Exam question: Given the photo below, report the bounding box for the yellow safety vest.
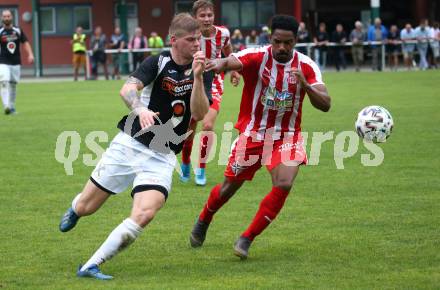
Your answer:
[72,34,86,53]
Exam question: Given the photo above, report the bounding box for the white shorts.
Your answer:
[0,64,21,83]
[90,132,177,198]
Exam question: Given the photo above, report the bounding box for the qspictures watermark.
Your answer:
[54,122,385,176]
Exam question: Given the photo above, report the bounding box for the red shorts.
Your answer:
[224,133,308,181]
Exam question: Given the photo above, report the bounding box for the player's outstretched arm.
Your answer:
[221,44,242,87]
[205,55,242,74]
[190,51,210,121]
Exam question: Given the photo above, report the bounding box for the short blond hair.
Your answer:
[169,13,200,37]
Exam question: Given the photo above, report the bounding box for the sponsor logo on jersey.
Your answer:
[184,68,192,76]
[7,42,16,54]
[161,77,193,97]
[261,86,293,109]
[1,32,18,43]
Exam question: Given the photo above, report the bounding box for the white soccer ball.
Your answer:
[355,105,394,143]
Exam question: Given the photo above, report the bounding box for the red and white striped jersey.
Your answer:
[232,46,324,141]
[200,25,230,60]
[201,25,231,99]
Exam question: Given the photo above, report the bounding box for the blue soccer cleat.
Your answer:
[180,163,191,183]
[195,168,206,186]
[59,207,80,232]
[77,264,113,280]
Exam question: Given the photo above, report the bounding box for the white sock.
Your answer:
[9,82,16,109]
[1,81,10,109]
[81,218,142,271]
[71,193,81,215]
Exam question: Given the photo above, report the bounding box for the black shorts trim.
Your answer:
[131,184,168,200]
[89,177,117,195]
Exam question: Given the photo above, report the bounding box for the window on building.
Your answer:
[0,7,19,26]
[222,2,239,27]
[40,5,92,35]
[74,6,91,31]
[41,7,55,33]
[114,2,138,18]
[221,0,275,29]
[174,0,194,14]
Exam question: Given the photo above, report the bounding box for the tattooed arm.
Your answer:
[119,76,159,128]
[119,76,145,111]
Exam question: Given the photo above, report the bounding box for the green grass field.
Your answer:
[0,71,439,289]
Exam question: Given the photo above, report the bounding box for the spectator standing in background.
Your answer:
[258,26,270,45]
[400,23,416,70]
[331,24,347,71]
[129,27,148,71]
[90,26,109,80]
[314,22,329,71]
[414,19,430,70]
[387,25,400,71]
[297,22,310,55]
[350,21,365,72]
[109,27,126,80]
[71,26,87,81]
[148,32,164,56]
[367,17,388,71]
[428,22,439,68]
[245,30,259,47]
[230,29,245,52]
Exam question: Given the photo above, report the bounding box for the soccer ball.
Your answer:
[355,105,394,143]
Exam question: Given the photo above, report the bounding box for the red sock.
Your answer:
[199,184,231,223]
[181,138,193,165]
[182,119,197,164]
[199,132,214,169]
[242,187,290,241]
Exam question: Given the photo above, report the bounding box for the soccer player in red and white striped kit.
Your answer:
[190,14,332,259]
[180,0,241,185]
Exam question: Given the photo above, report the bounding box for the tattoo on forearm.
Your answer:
[122,89,142,110]
[125,76,142,85]
[122,77,144,110]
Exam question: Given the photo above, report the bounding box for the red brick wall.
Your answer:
[138,0,173,38]
[38,0,113,66]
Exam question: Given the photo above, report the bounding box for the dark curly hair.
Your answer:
[271,15,299,37]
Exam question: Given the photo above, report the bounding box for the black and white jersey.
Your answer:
[117,51,213,154]
[0,26,28,65]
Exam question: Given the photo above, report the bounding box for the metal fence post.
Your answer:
[381,42,386,71]
[32,0,42,77]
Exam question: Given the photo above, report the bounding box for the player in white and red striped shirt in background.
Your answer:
[180,0,241,186]
[190,15,332,259]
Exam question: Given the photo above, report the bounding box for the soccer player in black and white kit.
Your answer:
[58,13,211,280]
[0,9,34,115]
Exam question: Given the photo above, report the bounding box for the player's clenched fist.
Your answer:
[192,51,206,77]
[137,108,160,129]
[290,68,308,87]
